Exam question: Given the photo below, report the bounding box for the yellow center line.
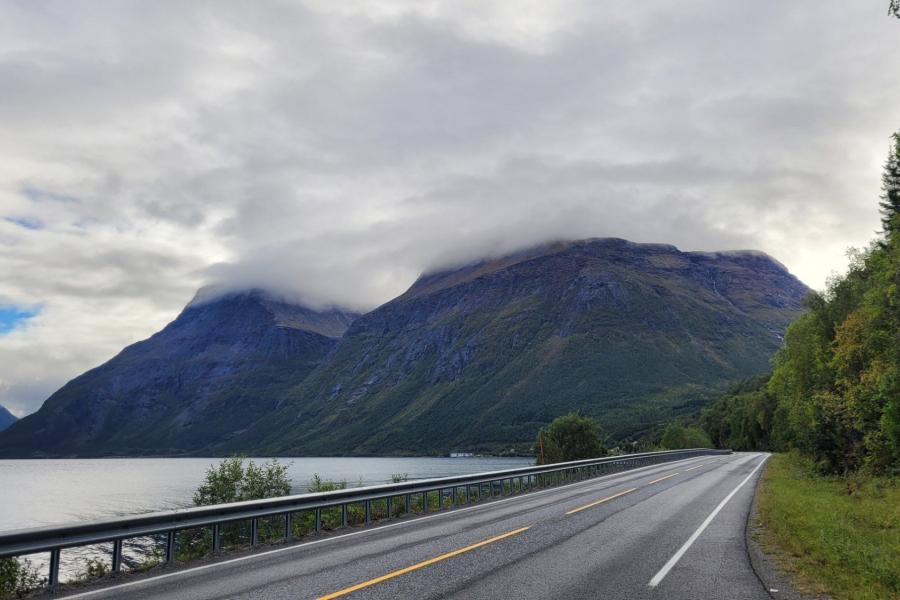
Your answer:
[316,526,531,600]
[684,463,706,472]
[565,487,638,516]
[648,472,679,484]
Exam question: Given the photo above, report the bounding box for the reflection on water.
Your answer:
[1,456,531,581]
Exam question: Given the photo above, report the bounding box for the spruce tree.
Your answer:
[891,0,900,19]
[880,132,900,233]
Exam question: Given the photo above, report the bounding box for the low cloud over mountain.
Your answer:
[1,1,899,416]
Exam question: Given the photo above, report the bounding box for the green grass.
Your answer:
[756,453,900,600]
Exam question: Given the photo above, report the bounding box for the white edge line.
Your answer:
[647,453,770,588]
[57,455,715,599]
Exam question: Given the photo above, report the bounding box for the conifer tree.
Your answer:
[880,133,900,233]
[891,0,900,19]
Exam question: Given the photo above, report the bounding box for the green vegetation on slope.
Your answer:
[703,133,900,475]
[696,126,900,600]
[756,453,900,600]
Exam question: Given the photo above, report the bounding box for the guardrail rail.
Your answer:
[0,448,731,589]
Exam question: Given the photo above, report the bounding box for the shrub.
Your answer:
[660,423,713,450]
[0,557,45,599]
[534,413,606,464]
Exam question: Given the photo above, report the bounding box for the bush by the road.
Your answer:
[0,557,44,599]
[659,423,712,450]
[534,413,606,464]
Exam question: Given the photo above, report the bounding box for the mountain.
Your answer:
[0,290,357,457]
[0,405,16,432]
[223,238,809,456]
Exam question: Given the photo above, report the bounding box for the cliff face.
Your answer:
[0,290,357,457]
[228,238,808,456]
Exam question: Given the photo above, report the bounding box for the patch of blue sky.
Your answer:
[0,305,40,335]
[22,186,79,204]
[4,216,43,230]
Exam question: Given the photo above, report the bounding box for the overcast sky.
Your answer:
[1,1,899,417]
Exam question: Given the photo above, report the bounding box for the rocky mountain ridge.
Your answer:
[0,238,809,457]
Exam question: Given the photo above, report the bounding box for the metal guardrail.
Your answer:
[0,448,729,588]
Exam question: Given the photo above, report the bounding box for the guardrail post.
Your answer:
[48,548,60,589]
[341,504,348,527]
[405,494,411,514]
[212,523,221,552]
[284,513,293,540]
[250,518,258,546]
[112,538,123,573]
[315,509,322,532]
[365,500,371,524]
[165,530,176,563]
[422,491,428,513]
[387,497,392,519]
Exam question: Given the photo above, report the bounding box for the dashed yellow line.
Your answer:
[565,488,638,515]
[316,526,531,599]
[320,460,715,597]
[648,472,679,484]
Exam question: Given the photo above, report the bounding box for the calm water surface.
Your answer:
[0,456,532,533]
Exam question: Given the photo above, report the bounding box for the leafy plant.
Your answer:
[307,473,347,493]
[193,456,291,505]
[0,557,45,599]
[659,423,712,450]
[179,456,294,557]
[533,413,606,464]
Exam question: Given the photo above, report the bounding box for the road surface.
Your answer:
[57,452,772,600]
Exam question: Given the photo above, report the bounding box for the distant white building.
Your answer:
[449,452,474,458]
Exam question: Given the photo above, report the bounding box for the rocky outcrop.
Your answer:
[0,290,357,457]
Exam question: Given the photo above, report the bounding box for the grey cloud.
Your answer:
[1,0,899,415]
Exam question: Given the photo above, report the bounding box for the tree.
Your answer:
[880,133,900,233]
[660,423,712,450]
[890,0,899,19]
[534,413,605,464]
[193,456,291,506]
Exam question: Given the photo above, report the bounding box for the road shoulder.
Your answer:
[745,461,831,600]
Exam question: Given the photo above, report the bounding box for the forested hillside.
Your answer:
[703,133,900,474]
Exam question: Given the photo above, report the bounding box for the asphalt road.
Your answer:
[58,452,772,600]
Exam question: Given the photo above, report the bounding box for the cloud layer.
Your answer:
[1,0,899,416]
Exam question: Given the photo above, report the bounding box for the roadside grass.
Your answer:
[756,453,899,600]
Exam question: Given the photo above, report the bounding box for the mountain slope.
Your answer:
[231,238,808,456]
[0,290,357,457]
[0,404,16,432]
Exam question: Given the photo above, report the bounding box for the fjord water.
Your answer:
[0,456,531,532]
